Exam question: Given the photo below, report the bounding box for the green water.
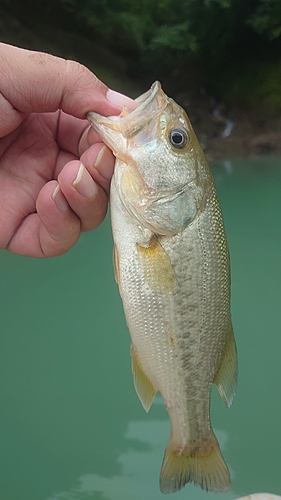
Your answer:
[0,157,280,500]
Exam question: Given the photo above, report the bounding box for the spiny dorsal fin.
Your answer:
[214,328,237,408]
[136,236,177,294]
[131,344,158,412]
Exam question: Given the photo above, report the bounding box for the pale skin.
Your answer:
[0,42,135,257]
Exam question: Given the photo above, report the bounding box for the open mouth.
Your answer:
[119,81,167,139]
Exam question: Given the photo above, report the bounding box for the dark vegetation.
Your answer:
[1,0,281,157]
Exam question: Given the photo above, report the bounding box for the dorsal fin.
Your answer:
[113,244,120,285]
[214,328,237,408]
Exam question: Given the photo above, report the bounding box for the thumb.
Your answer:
[0,42,134,119]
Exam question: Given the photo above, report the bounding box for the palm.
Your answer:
[0,111,111,257]
[1,112,61,226]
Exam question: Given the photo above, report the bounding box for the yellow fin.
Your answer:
[113,244,120,285]
[121,105,130,117]
[160,432,230,493]
[214,328,237,408]
[131,344,158,412]
[136,237,177,294]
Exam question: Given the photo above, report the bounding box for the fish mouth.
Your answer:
[119,81,167,139]
[87,81,168,151]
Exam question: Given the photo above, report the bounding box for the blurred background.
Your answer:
[1,0,281,158]
[0,2,281,500]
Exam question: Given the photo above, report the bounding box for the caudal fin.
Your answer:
[159,433,230,494]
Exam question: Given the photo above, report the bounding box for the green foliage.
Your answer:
[55,0,253,73]
[248,0,281,40]
[2,0,281,113]
[223,59,281,115]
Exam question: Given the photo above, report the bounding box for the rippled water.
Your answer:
[0,157,280,500]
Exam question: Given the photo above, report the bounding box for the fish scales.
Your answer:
[88,81,237,494]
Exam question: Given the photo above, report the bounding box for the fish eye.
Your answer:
[169,128,189,149]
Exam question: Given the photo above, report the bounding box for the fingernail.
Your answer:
[94,145,106,168]
[52,185,69,212]
[106,89,137,110]
[73,164,97,198]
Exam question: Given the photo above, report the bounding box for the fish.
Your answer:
[87,81,237,494]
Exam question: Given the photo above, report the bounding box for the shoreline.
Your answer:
[177,92,281,161]
[1,12,281,163]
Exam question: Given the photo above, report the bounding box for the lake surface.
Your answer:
[0,157,280,500]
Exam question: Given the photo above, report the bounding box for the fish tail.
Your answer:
[159,432,230,494]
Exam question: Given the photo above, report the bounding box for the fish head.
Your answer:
[88,82,212,235]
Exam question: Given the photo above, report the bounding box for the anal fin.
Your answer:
[214,328,237,408]
[131,344,158,412]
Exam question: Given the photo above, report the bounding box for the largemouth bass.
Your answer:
[88,82,237,494]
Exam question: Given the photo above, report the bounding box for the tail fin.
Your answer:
[159,432,230,494]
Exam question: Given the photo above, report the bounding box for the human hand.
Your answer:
[0,42,134,257]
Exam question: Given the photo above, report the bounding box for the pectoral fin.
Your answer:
[131,344,158,412]
[137,237,177,294]
[214,328,237,408]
